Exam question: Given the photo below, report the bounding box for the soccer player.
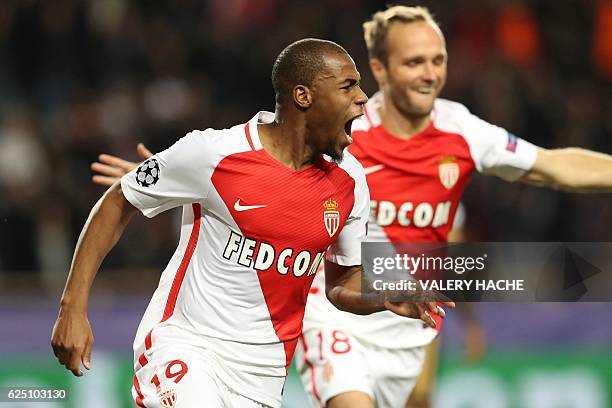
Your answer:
[51,38,451,408]
[298,6,612,408]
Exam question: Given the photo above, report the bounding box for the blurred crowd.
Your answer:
[1,0,611,284]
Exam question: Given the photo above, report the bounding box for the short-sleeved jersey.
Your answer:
[121,111,369,407]
[304,93,538,349]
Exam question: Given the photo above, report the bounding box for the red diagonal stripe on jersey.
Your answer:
[161,203,201,322]
[211,151,355,371]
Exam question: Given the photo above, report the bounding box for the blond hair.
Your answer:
[363,5,441,63]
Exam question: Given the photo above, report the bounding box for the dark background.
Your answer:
[0,2,610,407]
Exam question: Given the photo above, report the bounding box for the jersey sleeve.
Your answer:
[121,129,214,218]
[458,105,538,181]
[325,154,370,266]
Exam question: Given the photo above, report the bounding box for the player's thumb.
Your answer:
[137,143,154,159]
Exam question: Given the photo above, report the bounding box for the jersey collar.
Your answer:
[247,111,275,150]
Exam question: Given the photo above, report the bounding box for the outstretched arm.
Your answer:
[51,182,138,376]
[324,260,455,328]
[521,147,612,192]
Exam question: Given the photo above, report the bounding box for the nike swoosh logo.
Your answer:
[363,164,385,175]
[234,199,268,212]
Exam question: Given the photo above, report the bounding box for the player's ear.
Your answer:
[293,85,312,110]
[370,58,387,84]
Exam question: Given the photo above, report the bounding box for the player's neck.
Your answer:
[258,118,316,171]
[379,100,431,140]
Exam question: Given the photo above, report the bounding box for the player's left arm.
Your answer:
[324,260,453,328]
[520,147,612,192]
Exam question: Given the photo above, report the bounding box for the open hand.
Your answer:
[91,143,153,187]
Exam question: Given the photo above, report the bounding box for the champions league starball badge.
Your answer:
[136,158,160,187]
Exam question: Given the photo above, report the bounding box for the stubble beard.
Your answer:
[325,142,344,163]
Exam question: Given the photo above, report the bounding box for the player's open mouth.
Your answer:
[344,114,361,136]
[343,119,355,144]
[415,87,435,94]
[344,119,353,135]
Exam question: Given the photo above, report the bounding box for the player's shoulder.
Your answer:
[433,98,472,121]
[432,98,479,135]
[184,123,243,144]
[178,119,254,156]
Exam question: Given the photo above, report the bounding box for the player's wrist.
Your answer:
[59,296,89,314]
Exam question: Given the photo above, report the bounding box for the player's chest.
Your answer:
[350,131,474,202]
[207,152,355,250]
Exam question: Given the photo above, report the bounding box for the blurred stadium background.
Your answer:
[1,0,611,407]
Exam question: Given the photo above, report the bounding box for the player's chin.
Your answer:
[409,93,436,113]
[326,139,346,163]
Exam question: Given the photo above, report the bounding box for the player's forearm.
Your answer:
[326,284,386,315]
[324,262,386,315]
[525,148,612,192]
[60,183,136,311]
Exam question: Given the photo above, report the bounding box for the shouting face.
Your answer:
[306,52,368,162]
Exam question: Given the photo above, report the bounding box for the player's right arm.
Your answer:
[51,182,138,376]
[54,130,213,376]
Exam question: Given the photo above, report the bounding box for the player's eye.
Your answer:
[433,56,445,65]
[405,57,424,67]
[341,82,357,91]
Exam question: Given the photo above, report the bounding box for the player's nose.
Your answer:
[421,62,437,82]
[355,86,368,106]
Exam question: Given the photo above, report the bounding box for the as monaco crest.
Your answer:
[159,389,177,408]
[323,198,340,237]
[438,156,459,190]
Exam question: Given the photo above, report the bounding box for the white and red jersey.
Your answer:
[304,92,538,349]
[121,111,369,407]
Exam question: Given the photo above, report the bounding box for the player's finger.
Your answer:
[98,154,136,172]
[67,349,84,377]
[440,301,456,309]
[421,310,436,328]
[92,175,118,187]
[419,305,437,328]
[82,340,93,370]
[91,162,125,177]
[137,143,154,159]
[427,302,445,317]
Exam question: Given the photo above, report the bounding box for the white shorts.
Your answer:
[132,339,271,408]
[295,326,425,408]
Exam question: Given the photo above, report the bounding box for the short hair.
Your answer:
[271,38,348,105]
[363,6,442,64]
